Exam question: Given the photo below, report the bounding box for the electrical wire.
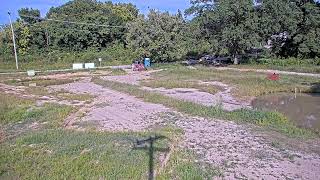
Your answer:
[19,14,127,28]
[30,22,119,34]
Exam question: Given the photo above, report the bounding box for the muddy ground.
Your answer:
[2,69,320,179]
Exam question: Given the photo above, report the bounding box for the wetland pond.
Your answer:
[252,93,320,132]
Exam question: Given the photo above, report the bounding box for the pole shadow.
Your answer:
[132,135,170,180]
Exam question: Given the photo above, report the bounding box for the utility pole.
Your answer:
[8,12,19,70]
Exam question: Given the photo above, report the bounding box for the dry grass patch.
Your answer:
[5,78,74,87]
[141,80,223,95]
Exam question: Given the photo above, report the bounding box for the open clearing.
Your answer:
[1,65,320,179]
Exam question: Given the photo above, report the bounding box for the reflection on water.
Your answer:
[252,93,320,132]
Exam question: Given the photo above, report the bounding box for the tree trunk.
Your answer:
[233,55,239,65]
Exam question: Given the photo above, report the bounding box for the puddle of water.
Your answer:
[252,93,320,132]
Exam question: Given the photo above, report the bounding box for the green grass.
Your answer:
[0,130,150,179]
[0,61,71,73]
[1,128,215,179]
[0,93,34,125]
[149,65,320,98]
[0,93,73,127]
[92,77,316,138]
[158,150,223,180]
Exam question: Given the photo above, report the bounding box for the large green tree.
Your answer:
[186,0,260,64]
[126,10,187,62]
[257,0,320,58]
[18,8,41,24]
[45,0,138,51]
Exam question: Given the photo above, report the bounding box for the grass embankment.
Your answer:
[93,77,317,138]
[233,58,320,74]
[0,60,132,73]
[150,65,320,98]
[230,64,320,74]
[0,92,216,179]
[0,44,135,73]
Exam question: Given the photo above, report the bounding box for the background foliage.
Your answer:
[0,0,320,66]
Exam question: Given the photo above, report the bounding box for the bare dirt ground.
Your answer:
[50,77,169,131]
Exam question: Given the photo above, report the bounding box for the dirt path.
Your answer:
[50,77,169,131]
[102,70,250,111]
[216,67,320,78]
[101,69,162,85]
[156,112,320,179]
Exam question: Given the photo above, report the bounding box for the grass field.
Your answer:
[233,58,320,74]
[1,63,319,179]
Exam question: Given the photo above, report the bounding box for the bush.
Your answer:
[0,43,138,71]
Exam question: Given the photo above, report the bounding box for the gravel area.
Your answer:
[160,112,320,179]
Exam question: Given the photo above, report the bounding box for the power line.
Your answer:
[19,14,127,28]
[30,22,124,34]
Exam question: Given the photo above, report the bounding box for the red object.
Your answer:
[267,73,280,81]
[133,64,145,71]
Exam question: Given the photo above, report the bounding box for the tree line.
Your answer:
[0,0,319,64]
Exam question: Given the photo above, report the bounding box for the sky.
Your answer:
[0,0,191,25]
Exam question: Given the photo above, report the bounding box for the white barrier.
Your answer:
[73,63,84,70]
[27,70,36,76]
[85,63,95,69]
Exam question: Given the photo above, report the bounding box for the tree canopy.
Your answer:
[0,0,319,64]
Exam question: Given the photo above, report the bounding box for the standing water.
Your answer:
[252,93,320,132]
